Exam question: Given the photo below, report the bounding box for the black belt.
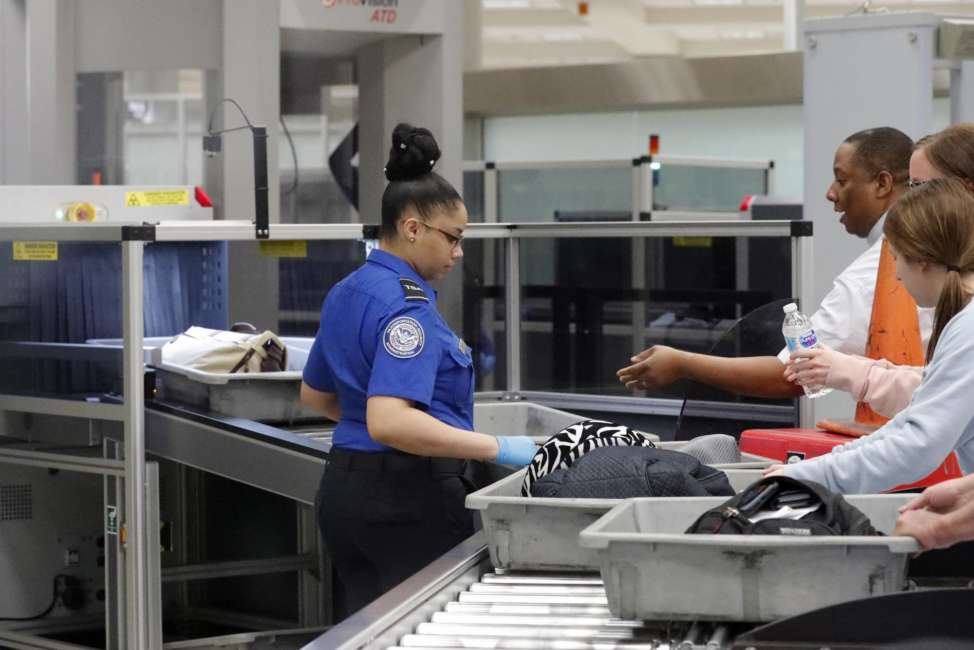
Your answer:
[327,447,467,475]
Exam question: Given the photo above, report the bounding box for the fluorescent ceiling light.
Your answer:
[694,0,743,5]
[483,0,565,8]
[483,0,532,9]
[542,30,584,41]
[719,29,765,39]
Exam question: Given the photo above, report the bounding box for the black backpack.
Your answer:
[685,476,880,537]
[531,446,735,499]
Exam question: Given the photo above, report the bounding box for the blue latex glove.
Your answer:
[495,435,537,466]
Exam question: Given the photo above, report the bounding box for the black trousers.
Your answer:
[316,449,475,620]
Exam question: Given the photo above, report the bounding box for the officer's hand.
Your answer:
[616,345,686,392]
[495,436,538,466]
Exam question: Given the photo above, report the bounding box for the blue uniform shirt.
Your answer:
[302,249,475,452]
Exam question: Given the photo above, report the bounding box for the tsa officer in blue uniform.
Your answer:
[300,124,537,618]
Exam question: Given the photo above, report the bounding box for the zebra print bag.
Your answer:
[521,419,657,496]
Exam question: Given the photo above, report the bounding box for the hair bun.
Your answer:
[384,123,441,182]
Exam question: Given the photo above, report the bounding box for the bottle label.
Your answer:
[799,331,819,349]
[784,330,819,352]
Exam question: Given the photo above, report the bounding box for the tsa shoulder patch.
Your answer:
[399,278,429,302]
[383,317,425,359]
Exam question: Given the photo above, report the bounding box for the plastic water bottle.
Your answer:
[782,302,832,399]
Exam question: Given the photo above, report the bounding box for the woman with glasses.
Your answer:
[910,124,974,190]
[786,124,974,416]
[299,123,536,619]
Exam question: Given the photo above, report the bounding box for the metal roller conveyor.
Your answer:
[468,583,609,596]
[458,592,610,605]
[479,574,605,586]
[428,612,646,628]
[394,639,664,649]
[406,572,678,647]
[304,534,734,650]
[442,602,614,616]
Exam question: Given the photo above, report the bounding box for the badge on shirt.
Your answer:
[383,317,425,358]
[458,338,470,355]
[399,278,429,302]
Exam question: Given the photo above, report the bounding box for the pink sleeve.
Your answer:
[826,354,923,418]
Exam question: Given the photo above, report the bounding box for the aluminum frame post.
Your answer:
[122,240,149,649]
[505,237,521,393]
[104,438,124,650]
[483,163,499,391]
[631,159,648,366]
[146,462,162,650]
[483,164,498,224]
[792,231,815,428]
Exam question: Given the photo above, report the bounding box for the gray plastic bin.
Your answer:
[466,467,766,571]
[153,337,318,422]
[579,495,918,622]
[87,335,319,422]
[473,402,592,442]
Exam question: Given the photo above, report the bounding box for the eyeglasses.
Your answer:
[420,222,463,250]
[908,179,929,189]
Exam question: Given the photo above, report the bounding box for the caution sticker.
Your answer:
[125,189,190,207]
[673,236,713,248]
[13,241,58,261]
[259,241,308,258]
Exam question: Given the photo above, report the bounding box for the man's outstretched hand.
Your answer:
[617,345,685,392]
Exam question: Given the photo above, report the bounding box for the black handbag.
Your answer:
[685,476,880,537]
[531,446,735,499]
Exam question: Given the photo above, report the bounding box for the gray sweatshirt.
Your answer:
[783,298,974,494]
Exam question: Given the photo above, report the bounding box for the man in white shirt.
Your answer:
[617,127,931,397]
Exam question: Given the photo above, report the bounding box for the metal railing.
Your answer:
[463,155,774,223]
[0,216,811,649]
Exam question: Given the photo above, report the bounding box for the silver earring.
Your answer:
[409,237,416,243]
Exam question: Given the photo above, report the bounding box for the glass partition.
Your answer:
[0,221,804,425]
[0,241,222,399]
[459,239,507,392]
[497,163,633,222]
[514,233,794,406]
[467,157,774,223]
[463,169,486,223]
[277,240,366,336]
[652,163,768,212]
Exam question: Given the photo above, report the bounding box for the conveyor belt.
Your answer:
[384,571,730,650]
[305,534,734,650]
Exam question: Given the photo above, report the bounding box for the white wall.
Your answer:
[482,98,954,201]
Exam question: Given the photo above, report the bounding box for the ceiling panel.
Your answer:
[478,0,974,67]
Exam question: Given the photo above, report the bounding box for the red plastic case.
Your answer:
[741,427,961,492]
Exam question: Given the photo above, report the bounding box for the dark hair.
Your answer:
[884,177,974,360]
[922,123,974,186]
[380,123,462,240]
[844,127,913,186]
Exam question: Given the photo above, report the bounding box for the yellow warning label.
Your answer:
[259,240,308,258]
[13,241,58,261]
[673,236,713,248]
[125,189,190,207]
